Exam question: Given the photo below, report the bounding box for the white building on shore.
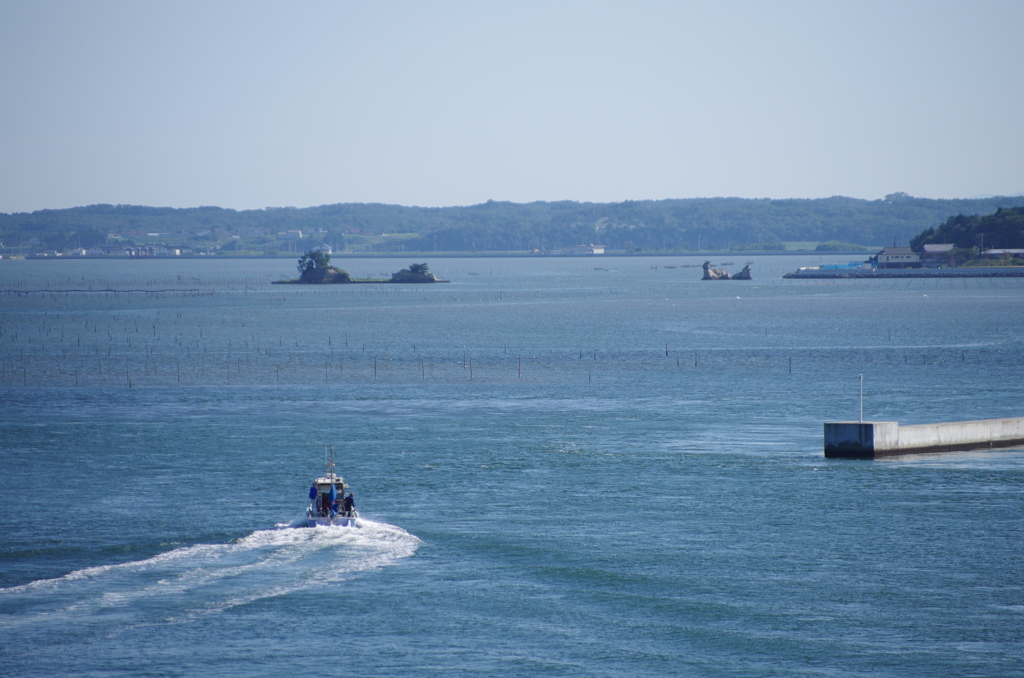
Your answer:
[875,246,920,269]
[562,244,605,255]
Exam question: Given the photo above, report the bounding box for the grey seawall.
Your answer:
[824,418,1024,458]
[784,267,1024,279]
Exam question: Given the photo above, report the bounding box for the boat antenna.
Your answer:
[329,444,336,479]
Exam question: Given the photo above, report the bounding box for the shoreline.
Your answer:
[3,250,871,261]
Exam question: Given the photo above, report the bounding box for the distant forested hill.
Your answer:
[3,192,1024,254]
[910,206,1024,250]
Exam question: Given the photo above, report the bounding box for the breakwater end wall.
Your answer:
[824,418,1024,458]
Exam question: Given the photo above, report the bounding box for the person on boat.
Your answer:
[343,493,355,515]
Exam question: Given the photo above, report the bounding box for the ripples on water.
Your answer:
[1,256,1022,676]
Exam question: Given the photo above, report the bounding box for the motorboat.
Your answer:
[303,445,359,527]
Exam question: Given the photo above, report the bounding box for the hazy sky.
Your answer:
[2,1,1022,213]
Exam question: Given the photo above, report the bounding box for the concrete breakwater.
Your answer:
[824,417,1024,458]
[785,267,1024,279]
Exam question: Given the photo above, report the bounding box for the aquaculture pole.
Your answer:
[859,374,864,423]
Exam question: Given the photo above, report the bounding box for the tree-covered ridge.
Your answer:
[2,193,1024,254]
[909,206,1024,251]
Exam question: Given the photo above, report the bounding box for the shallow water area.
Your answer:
[1,256,1023,676]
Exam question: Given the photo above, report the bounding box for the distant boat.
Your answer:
[301,445,358,527]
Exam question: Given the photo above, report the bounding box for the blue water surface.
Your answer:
[1,256,1022,677]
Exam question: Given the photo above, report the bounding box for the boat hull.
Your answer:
[304,515,358,528]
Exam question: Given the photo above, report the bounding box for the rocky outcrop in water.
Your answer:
[300,268,352,283]
[390,269,446,283]
[389,263,450,283]
[702,261,752,280]
[702,261,731,280]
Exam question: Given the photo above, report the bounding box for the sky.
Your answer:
[1,0,1022,214]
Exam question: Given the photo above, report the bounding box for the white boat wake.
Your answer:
[0,519,420,626]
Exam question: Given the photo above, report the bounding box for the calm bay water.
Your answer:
[1,255,1023,676]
